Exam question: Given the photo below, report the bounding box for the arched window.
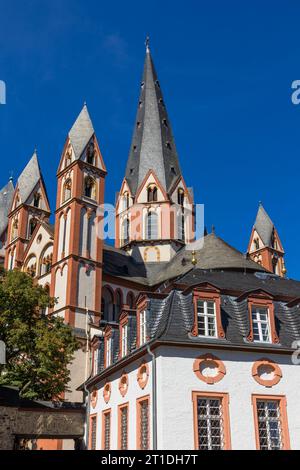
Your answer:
[178,188,184,206]
[115,290,123,321]
[146,212,158,240]
[63,179,72,202]
[147,185,158,202]
[123,192,130,210]
[86,142,95,165]
[84,176,96,199]
[33,192,40,208]
[29,218,37,237]
[101,287,114,322]
[254,238,260,250]
[122,218,130,245]
[178,211,185,241]
[11,218,18,240]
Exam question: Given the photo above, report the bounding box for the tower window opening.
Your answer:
[29,218,37,237]
[33,192,41,208]
[178,188,185,206]
[147,185,158,203]
[166,142,172,150]
[86,142,95,165]
[122,218,130,245]
[162,118,168,127]
[254,238,260,250]
[84,176,96,200]
[63,179,72,202]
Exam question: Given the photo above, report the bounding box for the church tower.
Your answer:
[50,105,107,401]
[51,104,107,328]
[115,41,194,263]
[5,152,51,270]
[247,203,286,277]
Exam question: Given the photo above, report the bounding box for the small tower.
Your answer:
[51,104,107,327]
[116,41,194,263]
[247,203,286,276]
[5,152,50,270]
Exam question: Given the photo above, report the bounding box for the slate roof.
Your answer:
[125,47,182,196]
[69,104,94,160]
[102,233,265,287]
[0,180,14,237]
[254,203,275,247]
[17,151,43,204]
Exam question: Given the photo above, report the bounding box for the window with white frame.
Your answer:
[256,400,283,450]
[146,212,158,240]
[106,337,112,367]
[251,306,271,342]
[121,324,128,358]
[197,300,217,337]
[93,348,99,376]
[140,310,147,345]
[196,397,225,450]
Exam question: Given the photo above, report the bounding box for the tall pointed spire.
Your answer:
[69,104,95,160]
[253,203,276,248]
[0,179,14,237]
[17,150,44,204]
[125,44,182,196]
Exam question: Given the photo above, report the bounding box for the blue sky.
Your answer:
[1,1,300,277]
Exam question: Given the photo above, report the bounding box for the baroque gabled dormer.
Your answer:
[116,42,194,262]
[5,151,51,270]
[247,203,286,277]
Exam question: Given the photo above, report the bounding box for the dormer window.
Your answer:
[197,299,217,337]
[106,336,112,368]
[246,294,279,344]
[192,288,225,339]
[121,323,128,358]
[93,347,99,376]
[139,310,147,346]
[251,306,271,343]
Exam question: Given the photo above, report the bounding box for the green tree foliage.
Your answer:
[0,269,78,401]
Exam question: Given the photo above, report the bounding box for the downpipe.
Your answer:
[146,344,157,450]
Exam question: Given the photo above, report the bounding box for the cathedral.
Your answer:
[1,43,300,451]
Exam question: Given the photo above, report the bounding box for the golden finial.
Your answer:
[191,250,197,266]
[282,259,287,276]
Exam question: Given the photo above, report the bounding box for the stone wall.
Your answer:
[0,405,85,450]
